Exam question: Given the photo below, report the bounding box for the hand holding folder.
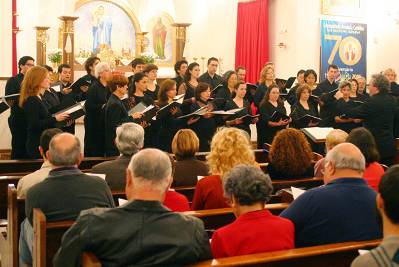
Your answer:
[53,101,86,127]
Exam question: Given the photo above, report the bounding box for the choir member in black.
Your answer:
[384,68,399,96]
[42,85,60,114]
[188,82,218,152]
[312,64,339,127]
[254,65,275,108]
[290,84,319,129]
[127,58,145,94]
[215,70,237,110]
[5,56,34,159]
[334,80,362,133]
[287,69,305,106]
[104,74,142,156]
[19,66,69,158]
[172,60,188,93]
[356,76,369,98]
[71,56,100,101]
[157,79,183,152]
[178,62,200,115]
[236,66,246,83]
[198,57,223,89]
[143,64,160,101]
[50,64,78,134]
[349,78,369,102]
[130,72,156,148]
[257,85,290,148]
[84,62,112,157]
[344,74,397,166]
[225,81,256,135]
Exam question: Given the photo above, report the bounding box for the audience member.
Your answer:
[211,165,294,258]
[267,128,314,179]
[192,127,256,210]
[53,149,211,266]
[281,143,382,247]
[314,129,348,178]
[19,133,115,266]
[346,127,384,191]
[92,123,144,190]
[351,165,399,267]
[171,129,209,187]
[17,128,62,198]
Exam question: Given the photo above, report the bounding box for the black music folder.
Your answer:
[270,111,290,122]
[276,77,296,89]
[178,106,208,120]
[239,114,259,124]
[54,101,86,127]
[297,114,321,125]
[157,95,184,117]
[0,93,19,114]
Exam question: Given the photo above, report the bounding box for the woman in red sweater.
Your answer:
[346,127,384,191]
[211,165,294,257]
[191,127,256,210]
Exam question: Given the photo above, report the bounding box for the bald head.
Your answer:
[324,143,365,182]
[47,133,82,166]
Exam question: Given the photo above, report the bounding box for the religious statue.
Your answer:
[152,17,167,59]
[92,5,112,53]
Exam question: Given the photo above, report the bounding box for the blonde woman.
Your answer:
[191,127,256,210]
[254,65,275,107]
[384,68,399,96]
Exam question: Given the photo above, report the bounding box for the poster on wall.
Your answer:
[320,19,367,81]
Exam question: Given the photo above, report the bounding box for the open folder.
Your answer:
[270,111,290,122]
[275,77,296,89]
[53,101,86,127]
[129,102,158,122]
[157,95,185,117]
[0,93,20,114]
[297,114,321,125]
[238,114,259,124]
[178,106,208,120]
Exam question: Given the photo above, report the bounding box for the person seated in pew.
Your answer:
[280,143,382,248]
[267,128,314,180]
[314,129,348,178]
[211,164,294,258]
[92,122,144,191]
[17,128,62,198]
[351,166,399,267]
[19,133,115,266]
[191,127,256,210]
[53,149,211,266]
[171,129,209,187]
[165,154,190,212]
[346,127,384,192]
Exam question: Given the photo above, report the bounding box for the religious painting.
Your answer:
[74,0,140,68]
[145,13,175,66]
[321,0,365,17]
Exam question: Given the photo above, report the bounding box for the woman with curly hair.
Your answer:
[191,127,256,210]
[211,165,294,258]
[267,128,314,179]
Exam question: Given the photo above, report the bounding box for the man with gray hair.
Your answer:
[281,143,382,248]
[19,133,115,266]
[92,122,144,190]
[54,148,211,266]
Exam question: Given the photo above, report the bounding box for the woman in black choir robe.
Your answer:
[335,81,363,133]
[215,70,237,110]
[188,82,218,152]
[225,82,257,135]
[104,74,143,156]
[290,84,319,129]
[350,78,369,102]
[19,66,69,158]
[71,56,100,101]
[257,85,290,148]
[130,72,157,148]
[178,62,200,115]
[287,69,305,106]
[42,86,60,114]
[84,62,112,157]
[157,79,183,152]
[254,65,275,108]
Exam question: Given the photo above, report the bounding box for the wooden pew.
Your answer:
[81,239,380,267]
[0,176,21,219]
[0,156,116,176]
[32,209,74,267]
[394,138,399,165]
[190,239,380,267]
[272,177,324,192]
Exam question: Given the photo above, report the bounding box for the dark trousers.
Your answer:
[9,118,28,159]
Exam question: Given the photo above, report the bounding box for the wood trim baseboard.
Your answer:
[0,77,10,81]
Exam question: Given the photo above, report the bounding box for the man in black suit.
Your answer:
[54,148,211,266]
[5,56,35,159]
[172,59,188,92]
[19,133,114,266]
[92,122,144,190]
[199,57,223,89]
[345,74,397,166]
[313,64,339,127]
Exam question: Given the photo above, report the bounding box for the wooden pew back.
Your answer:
[0,176,21,218]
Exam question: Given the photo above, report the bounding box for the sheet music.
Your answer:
[142,104,155,113]
[64,104,83,114]
[291,186,305,200]
[358,249,370,255]
[118,198,128,206]
[86,173,106,180]
[52,85,61,92]
[302,127,334,140]
[198,176,205,181]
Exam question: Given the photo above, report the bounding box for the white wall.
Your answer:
[0,0,13,76]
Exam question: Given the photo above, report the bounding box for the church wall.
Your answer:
[0,0,13,77]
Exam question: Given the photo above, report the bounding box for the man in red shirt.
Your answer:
[211,164,294,258]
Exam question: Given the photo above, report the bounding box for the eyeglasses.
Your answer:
[25,63,35,67]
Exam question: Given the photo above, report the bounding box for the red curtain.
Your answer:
[235,0,269,84]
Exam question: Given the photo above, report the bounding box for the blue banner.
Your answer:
[320,19,367,81]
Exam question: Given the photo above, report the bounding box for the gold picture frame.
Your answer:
[321,0,365,17]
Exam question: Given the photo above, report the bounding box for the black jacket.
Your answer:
[53,200,212,267]
[345,92,397,159]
